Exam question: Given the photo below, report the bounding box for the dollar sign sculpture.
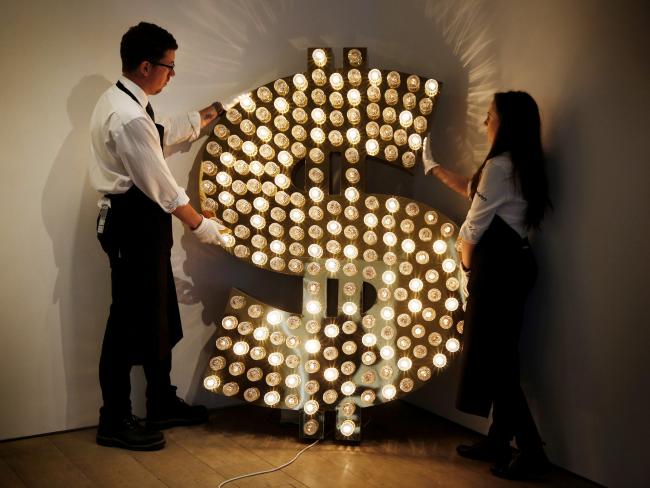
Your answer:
[198,48,465,441]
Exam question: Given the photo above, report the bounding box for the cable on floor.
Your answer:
[217,438,321,487]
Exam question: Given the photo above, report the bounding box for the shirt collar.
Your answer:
[118,75,149,108]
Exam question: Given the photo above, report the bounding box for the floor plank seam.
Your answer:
[47,436,97,487]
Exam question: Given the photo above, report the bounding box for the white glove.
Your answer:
[422,136,440,175]
[192,217,228,246]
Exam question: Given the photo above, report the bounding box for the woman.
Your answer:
[423,91,552,480]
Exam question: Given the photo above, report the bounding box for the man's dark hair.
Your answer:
[120,22,178,72]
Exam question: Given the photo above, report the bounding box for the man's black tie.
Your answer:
[116,81,164,150]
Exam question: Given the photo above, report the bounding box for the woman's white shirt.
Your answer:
[459,154,528,244]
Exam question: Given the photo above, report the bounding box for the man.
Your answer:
[90,22,225,451]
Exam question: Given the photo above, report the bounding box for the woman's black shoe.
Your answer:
[96,415,165,451]
[490,449,551,480]
[456,438,512,463]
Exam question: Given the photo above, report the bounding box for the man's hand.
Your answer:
[198,101,224,129]
[422,136,440,175]
[192,216,229,246]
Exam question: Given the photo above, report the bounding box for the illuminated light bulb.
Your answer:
[381,384,397,400]
[251,251,267,266]
[312,48,327,67]
[399,110,413,128]
[408,299,423,313]
[240,141,257,158]
[368,69,382,86]
[293,73,308,90]
[383,232,397,247]
[432,240,447,254]
[220,152,235,167]
[290,209,305,223]
[329,91,344,109]
[380,306,395,321]
[304,399,319,415]
[382,271,396,285]
[311,108,326,124]
[409,279,424,293]
[347,89,361,106]
[386,197,400,213]
[364,213,378,228]
[307,244,323,258]
[306,300,322,315]
[401,239,416,254]
[338,419,356,437]
[324,367,339,382]
[264,391,280,406]
[233,341,249,356]
[342,302,357,316]
[433,353,447,368]
[324,324,340,338]
[425,79,439,97]
[268,352,284,367]
[278,151,293,167]
[273,97,289,114]
[239,95,255,112]
[252,197,268,213]
[325,258,339,273]
[310,127,326,144]
[203,375,220,390]
[285,374,301,388]
[305,339,321,355]
[343,245,358,259]
[250,214,266,229]
[327,220,342,235]
[380,345,395,360]
[365,138,379,156]
[250,160,265,176]
[412,324,425,338]
[341,381,356,396]
[445,297,459,312]
[408,133,422,150]
[397,357,413,371]
[446,338,460,353]
[267,310,283,326]
[346,128,361,145]
[329,72,344,90]
[360,332,377,347]
[309,187,325,203]
[253,326,269,341]
[344,187,360,202]
[215,172,231,187]
[442,259,457,273]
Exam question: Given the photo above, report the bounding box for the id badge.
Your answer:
[97,204,109,235]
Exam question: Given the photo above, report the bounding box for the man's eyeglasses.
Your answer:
[151,61,175,71]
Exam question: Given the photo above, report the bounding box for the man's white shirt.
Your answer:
[89,76,200,212]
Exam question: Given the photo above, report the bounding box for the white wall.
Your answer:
[1,1,648,486]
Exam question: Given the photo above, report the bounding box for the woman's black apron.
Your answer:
[456,215,537,417]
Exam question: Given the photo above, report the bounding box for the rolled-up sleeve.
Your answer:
[459,161,508,244]
[113,116,190,213]
[159,111,201,146]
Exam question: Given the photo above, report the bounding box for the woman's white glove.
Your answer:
[422,137,440,175]
[192,217,228,246]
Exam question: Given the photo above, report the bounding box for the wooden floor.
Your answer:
[0,401,599,488]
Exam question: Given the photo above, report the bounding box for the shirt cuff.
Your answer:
[164,187,190,213]
[188,111,201,141]
[458,222,478,244]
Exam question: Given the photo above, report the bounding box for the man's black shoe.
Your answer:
[96,415,165,451]
[490,449,551,480]
[146,397,209,430]
[457,437,512,463]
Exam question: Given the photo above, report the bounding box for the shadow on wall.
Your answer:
[41,74,113,428]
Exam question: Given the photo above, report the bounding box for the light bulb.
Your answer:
[312,49,327,67]
[344,187,360,202]
[325,258,339,273]
[324,367,339,382]
[252,251,267,265]
[308,244,323,258]
[266,310,282,325]
[408,299,423,313]
[425,79,439,97]
[347,89,361,106]
[305,339,321,354]
[253,326,269,341]
[346,128,360,145]
[278,151,293,167]
[381,384,397,400]
[342,302,357,315]
[216,172,231,186]
[341,381,356,396]
[311,127,326,144]
[268,352,284,366]
[250,214,265,229]
[340,420,356,437]
[445,297,459,311]
[290,209,305,223]
[433,353,447,368]
[433,240,447,254]
[256,126,272,142]
[397,357,413,371]
[293,73,308,90]
[399,110,413,128]
[446,338,460,353]
[311,108,326,124]
[365,138,379,155]
[402,239,416,253]
[380,345,395,360]
[368,69,382,86]
[383,232,397,247]
[364,213,378,228]
[306,300,322,315]
[386,198,400,213]
[380,306,395,320]
[382,271,396,285]
[274,97,289,114]
[203,375,220,390]
[285,374,301,388]
[264,391,280,406]
[330,72,344,90]
[233,341,249,356]
[408,133,422,150]
[324,324,340,338]
[239,95,255,113]
[442,259,457,273]
[343,244,358,259]
[327,220,342,235]
[304,399,319,415]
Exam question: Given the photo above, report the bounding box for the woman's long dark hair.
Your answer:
[469,91,551,229]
